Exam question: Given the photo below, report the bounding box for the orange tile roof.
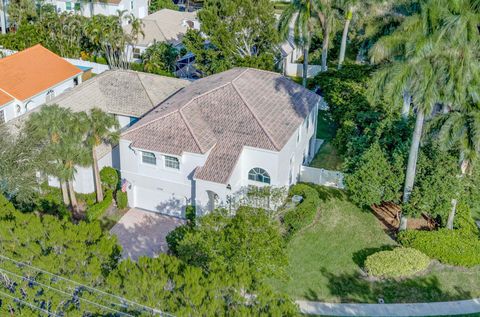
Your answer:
[0,90,13,107]
[0,44,82,101]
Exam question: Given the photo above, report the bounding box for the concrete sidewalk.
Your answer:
[297,299,480,316]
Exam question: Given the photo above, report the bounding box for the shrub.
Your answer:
[166,224,191,255]
[454,203,479,237]
[116,191,128,210]
[86,190,113,222]
[365,248,430,278]
[185,205,196,225]
[398,229,480,267]
[282,184,320,238]
[100,167,119,191]
[0,194,17,213]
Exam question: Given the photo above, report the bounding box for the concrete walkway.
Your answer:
[297,299,480,316]
[110,208,185,261]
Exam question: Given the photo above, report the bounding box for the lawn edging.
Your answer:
[297,298,480,317]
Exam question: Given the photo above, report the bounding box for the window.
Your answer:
[0,109,5,123]
[66,1,72,10]
[73,77,79,86]
[248,168,271,184]
[130,0,134,9]
[74,2,81,10]
[165,156,180,169]
[142,151,156,165]
[133,48,141,59]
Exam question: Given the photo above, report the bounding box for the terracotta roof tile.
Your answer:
[122,67,321,184]
[0,90,13,107]
[0,45,82,101]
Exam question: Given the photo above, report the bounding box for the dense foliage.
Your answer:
[148,0,177,14]
[140,41,179,76]
[115,191,128,210]
[365,248,430,278]
[282,184,321,238]
[86,190,113,221]
[398,204,480,267]
[0,201,298,316]
[183,0,279,75]
[100,167,119,191]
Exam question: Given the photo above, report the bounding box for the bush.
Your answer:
[185,205,196,224]
[282,184,320,238]
[365,248,430,278]
[86,190,113,222]
[166,224,191,255]
[100,167,119,191]
[0,194,17,213]
[454,203,479,237]
[398,229,480,267]
[116,191,128,210]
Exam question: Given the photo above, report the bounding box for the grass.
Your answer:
[309,111,344,171]
[271,186,480,304]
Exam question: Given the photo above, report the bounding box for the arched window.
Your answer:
[46,89,55,102]
[248,168,271,184]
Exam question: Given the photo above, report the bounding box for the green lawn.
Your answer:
[309,111,343,171]
[271,186,480,303]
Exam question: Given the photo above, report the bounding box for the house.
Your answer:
[120,68,321,217]
[0,0,9,34]
[7,69,190,193]
[0,44,82,124]
[124,9,199,61]
[47,0,148,22]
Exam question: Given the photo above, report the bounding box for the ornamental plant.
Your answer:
[365,247,430,278]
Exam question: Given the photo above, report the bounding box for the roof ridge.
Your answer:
[178,107,207,153]
[0,44,42,64]
[153,20,168,41]
[136,71,156,109]
[231,78,281,150]
[121,110,178,137]
[0,87,15,100]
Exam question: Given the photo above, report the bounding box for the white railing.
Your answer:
[300,166,345,189]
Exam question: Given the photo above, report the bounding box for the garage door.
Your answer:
[133,186,185,218]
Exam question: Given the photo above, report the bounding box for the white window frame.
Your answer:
[141,151,156,165]
[164,155,180,170]
[248,167,271,184]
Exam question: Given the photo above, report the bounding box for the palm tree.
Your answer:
[278,0,316,87]
[26,105,73,206]
[336,0,355,69]
[314,0,337,72]
[370,0,480,228]
[85,108,119,203]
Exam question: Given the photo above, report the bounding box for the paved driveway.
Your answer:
[110,208,185,260]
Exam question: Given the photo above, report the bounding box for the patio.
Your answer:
[110,208,185,260]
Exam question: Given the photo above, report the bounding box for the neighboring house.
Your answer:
[7,69,190,193]
[124,9,199,62]
[0,0,9,34]
[48,0,148,22]
[120,68,321,217]
[0,44,82,124]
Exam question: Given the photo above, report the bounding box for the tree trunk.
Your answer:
[338,11,352,69]
[1,0,7,35]
[302,47,308,87]
[446,198,457,229]
[90,0,94,16]
[321,27,330,72]
[402,92,411,119]
[403,109,425,204]
[92,147,104,202]
[67,181,79,213]
[60,181,70,206]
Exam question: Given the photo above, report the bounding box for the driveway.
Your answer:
[110,208,185,260]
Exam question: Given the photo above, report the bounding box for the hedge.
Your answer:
[86,190,113,222]
[398,229,480,267]
[282,184,321,238]
[365,248,430,278]
[116,191,128,210]
[100,167,119,191]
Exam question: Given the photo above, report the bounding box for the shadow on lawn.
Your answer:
[304,268,472,303]
[352,245,395,268]
[310,184,346,203]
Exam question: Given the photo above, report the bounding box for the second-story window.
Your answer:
[164,155,180,170]
[142,151,156,165]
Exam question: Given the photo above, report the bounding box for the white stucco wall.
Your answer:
[118,101,320,217]
[52,0,147,21]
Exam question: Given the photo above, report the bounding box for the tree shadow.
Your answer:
[305,268,473,304]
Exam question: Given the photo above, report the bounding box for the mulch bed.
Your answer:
[371,202,435,235]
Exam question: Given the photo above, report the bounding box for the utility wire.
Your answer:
[0,289,61,317]
[0,267,135,317]
[0,254,174,317]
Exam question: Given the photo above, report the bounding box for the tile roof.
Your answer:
[7,69,189,158]
[124,9,197,46]
[122,68,321,184]
[0,90,13,107]
[0,45,82,101]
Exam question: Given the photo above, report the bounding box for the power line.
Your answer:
[0,254,175,317]
[0,289,61,317]
[0,266,135,317]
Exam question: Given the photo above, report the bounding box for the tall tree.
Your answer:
[279,0,316,86]
[314,0,337,72]
[193,0,279,74]
[85,108,119,203]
